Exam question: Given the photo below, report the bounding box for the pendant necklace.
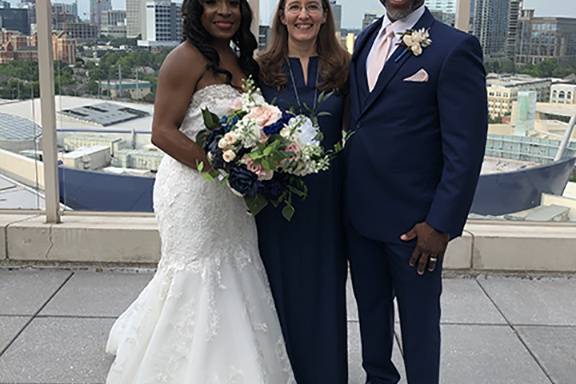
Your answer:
[286,57,320,114]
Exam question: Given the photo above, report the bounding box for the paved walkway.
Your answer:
[0,268,575,383]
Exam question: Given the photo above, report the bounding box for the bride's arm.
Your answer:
[151,43,209,171]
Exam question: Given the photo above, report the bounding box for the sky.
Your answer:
[7,0,576,29]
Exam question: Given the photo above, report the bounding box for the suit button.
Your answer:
[356,123,361,129]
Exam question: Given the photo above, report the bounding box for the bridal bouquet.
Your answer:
[197,78,344,221]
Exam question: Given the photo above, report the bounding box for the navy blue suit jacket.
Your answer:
[346,8,488,242]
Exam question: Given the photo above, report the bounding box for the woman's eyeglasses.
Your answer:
[285,3,324,15]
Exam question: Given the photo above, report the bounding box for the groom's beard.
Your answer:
[381,0,425,21]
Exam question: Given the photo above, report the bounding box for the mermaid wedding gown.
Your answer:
[105,84,295,384]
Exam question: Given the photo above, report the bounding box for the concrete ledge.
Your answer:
[444,232,473,270]
[6,214,160,264]
[467,223,576,272]
[1,214,41,261]
[1,214,576,272]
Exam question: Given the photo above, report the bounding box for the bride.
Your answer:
[105,0,295,383]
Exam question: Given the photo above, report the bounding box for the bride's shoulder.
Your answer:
[168,41,206,63]
[159,42,206,87]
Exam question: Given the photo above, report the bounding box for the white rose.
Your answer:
[296,117,320,146]
[218,137,229,149]
[403,34,414,46]
[224,132,238,145]
[411,44,423,56]
[280,126,291,139]
[223,150,236,163]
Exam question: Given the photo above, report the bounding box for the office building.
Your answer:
[126,0,147,38]
[90,0,112,30]
[473,0,509,57]
[101,10,126,28]
[52,2,80,31]
[330,1,341,32]
[515,10,576,64]
[63,22,99,41]
[0,8,30,35]
[139,0,182,46]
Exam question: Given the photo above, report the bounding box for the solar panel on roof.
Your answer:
[60,102,150,127]
[0,113,42,141]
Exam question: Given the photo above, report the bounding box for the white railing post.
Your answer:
[249,0,260,42]
[554,114,576,162]
[36,0,61,224]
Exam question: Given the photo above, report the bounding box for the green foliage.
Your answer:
[0,60,38,82]
[485,56,576,78]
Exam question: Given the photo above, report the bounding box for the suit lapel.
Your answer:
[360,9,436,118]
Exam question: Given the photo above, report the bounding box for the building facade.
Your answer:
[100,24,127,38]
[487,74,552,118]
[51,31,76,65]
[473,0,509,57]
[505,0,521,58]
[428,0,457,26]
[63,22,99,42]
[101,10,126,28]
[142,0,182,44]
[52,2,80,31]
[330,1,342,32]
[126,0,147,39]
[90,0,112,30]
[550,83,576,105]
[0,8,30,35]
[515,10,576,65]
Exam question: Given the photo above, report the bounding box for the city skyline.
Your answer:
[3,0,576,29]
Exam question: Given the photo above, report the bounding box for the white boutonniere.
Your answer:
[396,28,432,60]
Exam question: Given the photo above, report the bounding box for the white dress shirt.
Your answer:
[366,5,426,75]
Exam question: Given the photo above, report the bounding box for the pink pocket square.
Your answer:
[403,69,429,82]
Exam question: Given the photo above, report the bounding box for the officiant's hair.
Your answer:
[182,0,259,84]
[258,0,350,92]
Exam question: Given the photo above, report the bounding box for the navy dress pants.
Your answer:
[347,223,443,384]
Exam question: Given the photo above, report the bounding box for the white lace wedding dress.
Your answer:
[105,84,295,384]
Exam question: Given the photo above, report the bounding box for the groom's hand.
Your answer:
[401,222,449,276]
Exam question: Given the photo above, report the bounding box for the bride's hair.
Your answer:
[258,0,350,92]
[182,0,259,84]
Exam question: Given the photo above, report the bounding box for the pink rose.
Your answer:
[244,157,273,181]
[244,105,282,128]
[244,157,262,173]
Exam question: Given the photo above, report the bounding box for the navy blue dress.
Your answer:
[256,57,348,384]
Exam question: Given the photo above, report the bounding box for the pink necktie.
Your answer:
[367,28,395,92]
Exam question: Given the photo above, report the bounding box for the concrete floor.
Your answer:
[0,269,575,384]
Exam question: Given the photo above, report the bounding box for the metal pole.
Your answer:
[554,114,576,162]
[36,0,61,224]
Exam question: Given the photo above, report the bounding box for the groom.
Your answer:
[345,0,487,383]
